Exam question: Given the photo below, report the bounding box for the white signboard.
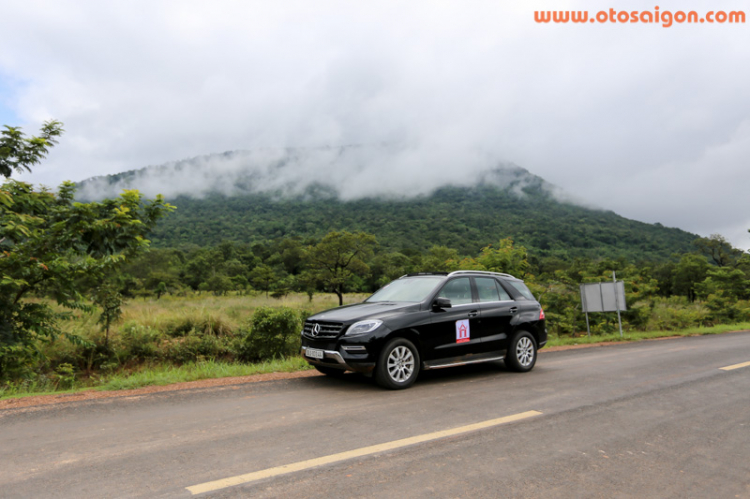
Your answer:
[580,281,627,313]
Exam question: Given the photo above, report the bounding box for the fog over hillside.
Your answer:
[78,145,578,204]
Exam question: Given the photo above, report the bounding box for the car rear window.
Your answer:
[507,281,535,300]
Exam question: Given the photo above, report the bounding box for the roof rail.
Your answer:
[400,272,449,278]
[447,270,518,279]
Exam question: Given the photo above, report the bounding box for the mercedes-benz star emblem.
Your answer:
[311,323,321,337]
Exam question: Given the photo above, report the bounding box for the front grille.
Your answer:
[303,321,345,339]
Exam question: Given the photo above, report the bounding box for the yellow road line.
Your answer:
[720,360,750,371]
[186,410,542,495]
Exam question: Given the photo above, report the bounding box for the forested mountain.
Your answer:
[147,185,693,260]
[78,150,697,261]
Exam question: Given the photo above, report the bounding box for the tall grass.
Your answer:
[546,322,750,347]
[2,292,362,400]
[88,292,364,336]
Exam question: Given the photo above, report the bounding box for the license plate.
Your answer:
[305,348,324,359]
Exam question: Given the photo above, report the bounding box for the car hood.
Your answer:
[308,302,419,323]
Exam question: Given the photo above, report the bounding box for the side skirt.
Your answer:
[422,350,506,370]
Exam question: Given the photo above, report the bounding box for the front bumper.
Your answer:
[300,345,376,373]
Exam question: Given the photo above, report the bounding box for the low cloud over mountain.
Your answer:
[78,145,572,203]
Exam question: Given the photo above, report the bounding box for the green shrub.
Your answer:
[53,362,77,389]
[165,317,197,337]
[161,330,237,363]
[646,297,711,330]
[704,294,750,324]
[120,322,163,361]
[163,335,203,363]
[241,306,303,361]
[164,315,233,337]
[621,300,653,330]
[77,339,116,372]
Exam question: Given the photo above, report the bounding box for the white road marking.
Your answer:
[186,410,542,495]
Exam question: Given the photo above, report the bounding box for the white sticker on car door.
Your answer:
[456,319,470,343]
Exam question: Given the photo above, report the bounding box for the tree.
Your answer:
[0,122,174,379]
[477,238,532,278]
[155,281,168,299]
[1,121,63,178]
[206,274,233,296]
[418,246,460,272]
[694,234,744,267]
[306,231,377,305]
[182,250,219,290]
[91,282,123,348]
[697,267,750,301]
[295,270,319,302]
[267,237,305,274]
[249,264,275,297]
[370,251,413,287]
[672,254,710,302]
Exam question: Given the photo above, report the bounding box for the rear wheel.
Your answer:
[314,365,347,377]
[505,331,537,372]
[375,338,420,390]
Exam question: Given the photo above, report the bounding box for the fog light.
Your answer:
[342,345,367,352]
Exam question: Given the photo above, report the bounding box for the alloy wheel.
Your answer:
[387,345,415,382]
[516,336,534,367]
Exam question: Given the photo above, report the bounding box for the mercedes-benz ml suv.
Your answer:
[301,271,547,389]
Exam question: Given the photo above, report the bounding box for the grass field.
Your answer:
[60,292,368,338]
[2,292,748,400]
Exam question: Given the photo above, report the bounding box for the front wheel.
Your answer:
[375,338,420,390]
[505,331,537,372]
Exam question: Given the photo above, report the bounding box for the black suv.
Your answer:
[301,271,547,389]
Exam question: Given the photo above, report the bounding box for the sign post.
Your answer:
[581,285,592,337]
[579,273,627,338]
[613,271,623,337]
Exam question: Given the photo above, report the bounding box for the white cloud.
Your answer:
[1,0,749,246]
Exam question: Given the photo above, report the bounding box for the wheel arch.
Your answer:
[511,322,541,346]
[386,328,423,356]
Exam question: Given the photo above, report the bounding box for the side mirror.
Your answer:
[432,297,452,310]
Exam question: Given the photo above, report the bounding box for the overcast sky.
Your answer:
[1,0,749,249]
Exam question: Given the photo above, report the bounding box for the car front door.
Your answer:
[473,277,515,355]
[424,277,482,362]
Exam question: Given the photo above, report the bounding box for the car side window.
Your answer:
[437,278,473,305]
[475,277,499,302]
[476,277,512,302]
[507,281,535,300]
[495,281,512,301]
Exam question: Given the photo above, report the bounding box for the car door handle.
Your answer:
[509,307,518,314]
[468,310,479,318]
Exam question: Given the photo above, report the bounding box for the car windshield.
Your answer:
[366,276,444,303]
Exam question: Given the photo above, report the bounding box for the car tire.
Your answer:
[505,330,537,372]
[375,338,420,390]
[314,365,347,377]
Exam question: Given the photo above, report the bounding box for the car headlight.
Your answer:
[345,320,383,336]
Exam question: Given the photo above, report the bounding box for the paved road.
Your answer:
[2,332,749,498]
